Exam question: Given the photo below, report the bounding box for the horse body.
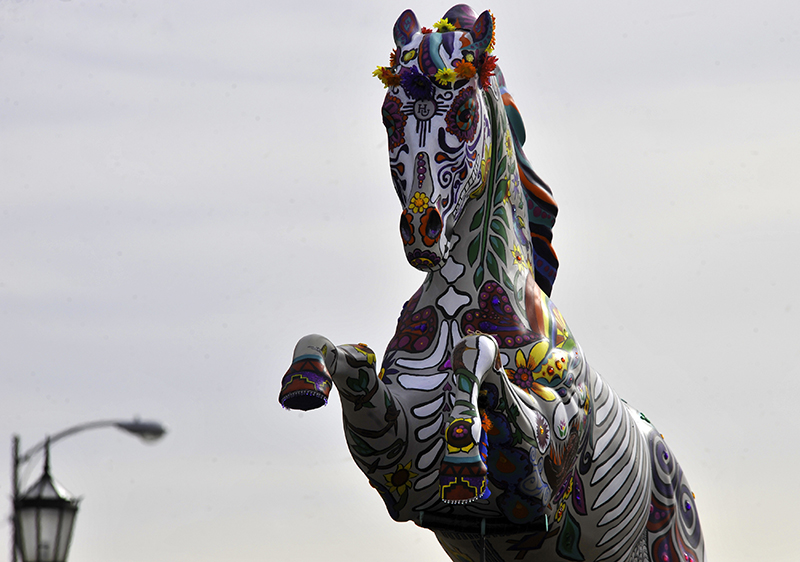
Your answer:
[279,6,704,561]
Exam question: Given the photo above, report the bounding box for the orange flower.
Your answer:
[454,60,477,80]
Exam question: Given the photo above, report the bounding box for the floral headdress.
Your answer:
[373,12,497,93]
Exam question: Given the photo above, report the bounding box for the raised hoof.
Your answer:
[439,459,490,504]
[278,358,332,411]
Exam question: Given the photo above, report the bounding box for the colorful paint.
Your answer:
[279,5,705,561]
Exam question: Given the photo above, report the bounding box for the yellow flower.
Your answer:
[384,461,417,495]
[408,191,429,213]
[505,344,558,401]
[433,18,455,32]
[511,244,529,273]
[434,67,458,85]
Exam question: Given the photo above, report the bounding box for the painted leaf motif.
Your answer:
[486,251,500,281]
[346,377,363,393]
[489,234,505,257]
[467,235,481,266]
[473,265,484,289]
[502,269,514,291]
[490,220,508,244]
[469,206,485,231]
[493,179,507,206]
[348,430,377,456]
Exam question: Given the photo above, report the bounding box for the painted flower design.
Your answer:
[384,461,418,495]
[511,243,529,273]
[382,94,407,151]
[408,191,430,213]
[505,343,558,401]
[505,344,547,389]
[400,67,434,100]
[445,86,478,142]
[533,410,550,453]
[446,418,475,454]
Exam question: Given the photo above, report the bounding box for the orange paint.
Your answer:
[497,452,516,473]
[512,501,529,519]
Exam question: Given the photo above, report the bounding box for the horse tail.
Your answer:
[496,69,560,296]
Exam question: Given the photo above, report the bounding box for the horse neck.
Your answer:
[428,86,532,301]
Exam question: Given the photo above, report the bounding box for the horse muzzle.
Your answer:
[400,206,448,271]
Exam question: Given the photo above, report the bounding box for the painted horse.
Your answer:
[279,5,705,561]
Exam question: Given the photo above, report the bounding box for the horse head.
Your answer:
[378,5,497,272]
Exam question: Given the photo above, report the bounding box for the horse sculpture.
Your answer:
[279,5,705,561]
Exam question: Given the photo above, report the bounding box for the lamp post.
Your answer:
[11,418,167,562]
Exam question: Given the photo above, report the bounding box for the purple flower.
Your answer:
[401,67,434,100]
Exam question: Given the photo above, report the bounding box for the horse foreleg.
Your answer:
[439,334,502,504]
[279,334,405,473]
[279,334,339,411]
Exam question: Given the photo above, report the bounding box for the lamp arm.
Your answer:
[17,420,123,466]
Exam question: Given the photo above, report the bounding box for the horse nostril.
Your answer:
[424,207,442,240]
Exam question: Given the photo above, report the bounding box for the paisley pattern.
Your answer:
[388,288,439,353]
[279,5,704,562]
[462,281,541,348]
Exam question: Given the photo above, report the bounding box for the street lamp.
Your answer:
[14,439,79,562]
[11,418,167,562]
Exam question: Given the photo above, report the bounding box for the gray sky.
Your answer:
[1,1,798,560]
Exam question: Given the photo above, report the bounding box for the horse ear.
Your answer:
[470,10,494,53]
[441,4,477,30]
[393,9,420,48]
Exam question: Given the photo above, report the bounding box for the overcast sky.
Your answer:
[1,1,798,561]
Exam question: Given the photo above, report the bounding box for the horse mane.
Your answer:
[440,5,560,295]
[496,69,560,296]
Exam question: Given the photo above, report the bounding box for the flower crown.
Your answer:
[373,15,497,93]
